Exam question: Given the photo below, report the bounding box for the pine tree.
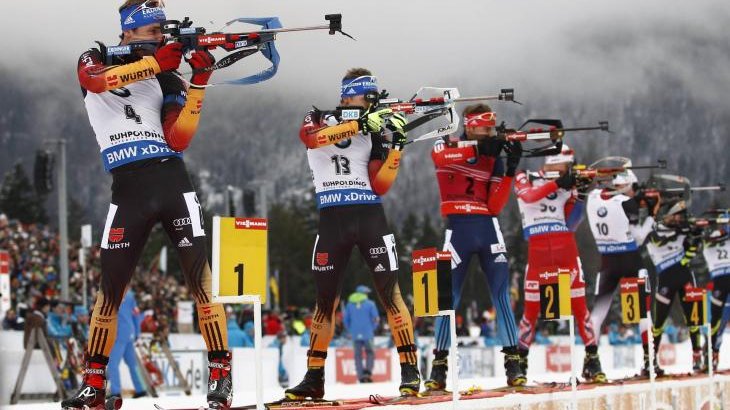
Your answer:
[0,162,48,224]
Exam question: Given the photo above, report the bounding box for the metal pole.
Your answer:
[81,248,88,310]
[447,309,459,408]
[57,140,69,301]
[706,323,714,410]
[225,186,231,217]
[568,315,577,410]
[259,184,268,219]
[254,296,264,410]
[259,183,270,309]
[647,312,657,410]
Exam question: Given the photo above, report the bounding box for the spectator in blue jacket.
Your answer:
[226,307,248,348]
[242,321,256,347]
[268,331,289,387]
[108,290,146,399]
[47,301,72,339]
[343,285,379,383]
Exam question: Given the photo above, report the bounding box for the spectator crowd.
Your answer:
[0,213,697,352]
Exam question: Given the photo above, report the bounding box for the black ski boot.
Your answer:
[712,351,719,372]
[692,349,703,373]
[285,367,325,400]
[104,394,122,410]
[424,350,448,392]
[359,369,372,383]
[581,345,607,383]
[503,347,527,386]
[517,348,529,376]
[207,351,233,409]
[641,347,665,378]
[61,356,108,410]
[399,363,421,396]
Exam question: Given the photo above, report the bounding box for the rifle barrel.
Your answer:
[453,95,503,103]
[663,186,724,192]
[256,24,330,34]
[626,164,665,170]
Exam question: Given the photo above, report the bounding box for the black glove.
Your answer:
[386,113,407,151]
[503,141,522,177]
[389,128,407,151]
[555,172,576,190]
[478,139,504,158]
[680,234,701,266]
[576,178,593,195]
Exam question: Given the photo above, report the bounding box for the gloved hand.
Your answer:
[359,107,393,135]
[504,141,522,176]
[576,178,594,199]
[680,231,702,266]
[154,42,183,72]
[680,243,699,267]
[386,113,408,150]
[555,172,576,190]
[477,139,504,158]
[188,50,216,86]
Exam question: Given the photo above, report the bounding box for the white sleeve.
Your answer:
[631,215,655,246]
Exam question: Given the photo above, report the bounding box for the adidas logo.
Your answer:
[494,254,508,263]
[374,263,386,272]
[178,237,193,248]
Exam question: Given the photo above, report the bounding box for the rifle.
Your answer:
[103,14,351,86]
[499,121,610,142]
[542,160,666,180]
[689,216,730,229]
[493,119,610,158]
[318,88,520,143]
[641,183,725,198]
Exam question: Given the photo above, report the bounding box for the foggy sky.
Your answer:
[2,0,728,108]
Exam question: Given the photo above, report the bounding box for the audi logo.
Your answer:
[369,247,387,255]
[173,218,191,227]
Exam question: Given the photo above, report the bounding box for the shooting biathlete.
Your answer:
[425,104,525,390]
[285,68,420,400]
[514,144,607,383]
[585,169,658,371]
[701,220,730,371]
[64,1,231,409]
[644,199,703,375]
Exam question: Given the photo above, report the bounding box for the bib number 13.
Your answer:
[331,155,351,175]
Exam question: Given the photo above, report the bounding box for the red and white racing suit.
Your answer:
[514,171,597,350]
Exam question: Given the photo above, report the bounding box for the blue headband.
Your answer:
[120,3,166,31]
[341,76,378,98]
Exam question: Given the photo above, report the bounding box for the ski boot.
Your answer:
[104,394,122,410]
[581,346,607,383]
[712,350,719,372]
[61,357,107,410]
[692,349,703,373]
[517,348,529,376]
[641,350,665,377]
[207,351,233,409]
[398,363,421,396]
[285,367,325,400]
[424,350,448,392]
[503,347,527,386]
[359,369,372,383]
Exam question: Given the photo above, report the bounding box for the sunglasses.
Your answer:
[123,0,165,25]
[464,111,496,127]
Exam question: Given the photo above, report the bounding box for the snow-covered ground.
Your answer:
[3,367,724,410]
